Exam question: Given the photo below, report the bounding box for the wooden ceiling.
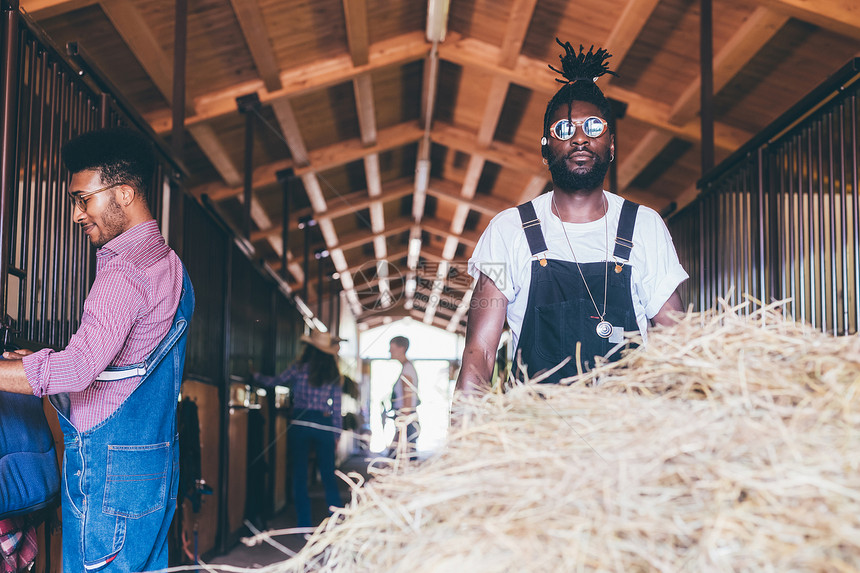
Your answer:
[19,0,860,333]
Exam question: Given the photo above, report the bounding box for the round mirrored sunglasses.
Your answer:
[549,116,608,140]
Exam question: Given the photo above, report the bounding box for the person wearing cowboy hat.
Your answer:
[253,329,344,528]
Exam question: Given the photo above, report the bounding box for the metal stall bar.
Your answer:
[793,133,807,325]
[0,0,21,331]
[837,104,849,334]
[852,94,859,333]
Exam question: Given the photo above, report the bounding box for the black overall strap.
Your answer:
[516,201,548,257]
[613,200,639,261]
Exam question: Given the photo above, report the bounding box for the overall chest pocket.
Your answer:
[103,443,169,518]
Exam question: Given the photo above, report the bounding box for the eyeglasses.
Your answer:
[549,116,608,140]
[69,183,121,212]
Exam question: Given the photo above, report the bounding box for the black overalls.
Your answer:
[514,199,640,383]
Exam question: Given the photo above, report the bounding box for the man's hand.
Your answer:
[2,349,34,360]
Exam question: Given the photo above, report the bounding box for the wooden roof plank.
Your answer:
[146,31,431,134]
[618,129,675,191]
[20,0,98,19]
[498,0,539,69]
[270,98,310,166]
[604,0,662,67]
[762,0,860,39]
[100,0,194,112]
[187,123,243,188]
[670,7,790,125]
[439,35,753,151]
[228,0,282,92]
[342,0,369,66]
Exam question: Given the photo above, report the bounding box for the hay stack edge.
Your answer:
[244,299,860,572]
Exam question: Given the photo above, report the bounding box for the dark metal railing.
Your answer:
[669,58,860,335]
[0,5,185,349]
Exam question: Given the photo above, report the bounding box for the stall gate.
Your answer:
[1,2,306,568]
[668,58,860,336]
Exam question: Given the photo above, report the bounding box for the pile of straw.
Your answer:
[245,299,860,572]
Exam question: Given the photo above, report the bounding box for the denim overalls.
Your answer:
[50,267,194,572]
[514,200,640,383]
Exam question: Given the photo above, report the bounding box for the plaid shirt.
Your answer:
[23,220,183,431]
[0,516,37,572]
[255,363,342,429]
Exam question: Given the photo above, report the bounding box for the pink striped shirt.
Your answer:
[23,220,183,432]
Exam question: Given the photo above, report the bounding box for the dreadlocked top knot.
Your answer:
[548,39,618,84]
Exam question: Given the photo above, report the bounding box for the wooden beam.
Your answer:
[421,217,481,248]
[438,34,753,151]
[426,178,512,217]
[432,122,544,176]
[191,158,294,201]
[761,0,860,39]
[270,98,310,166]
[146,31,431,134]
[190,118,422,203]
[296,248,409,293]
[228,0,282,92]
[19,0,98,19]
[498,0,539,68]
[271,219,414,271]
[342,0,369,66]
[617,130,675,191]
[294,121,424,176]
[250,180,414,243]
[353,74,377,145]
[603,0,662,67]
[336,218,413,253]
[187,124,242,187]
[99,0,194,113]
[670,7,789,124]
[477,77,509,145]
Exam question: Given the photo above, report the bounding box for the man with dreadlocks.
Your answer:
[456,41,687,391]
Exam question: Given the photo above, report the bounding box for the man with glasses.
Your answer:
[457,42,687,392]
[0,127,194,571]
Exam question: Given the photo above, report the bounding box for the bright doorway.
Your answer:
[358,318,463,457]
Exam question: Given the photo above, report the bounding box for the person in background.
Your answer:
[0,127,194,571]
[457,41,687,392]
[254,330,343,528]
[388,336,420,458]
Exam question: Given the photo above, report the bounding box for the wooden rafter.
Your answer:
[342,0,369,67]
[619,7,789,195]
[603,0,662,67]
[761,0,860,39]
[19,0,98,20]
[438,35,753,152]
[99,0,194,113]
[228,0,282,92]
[146,31,431,134]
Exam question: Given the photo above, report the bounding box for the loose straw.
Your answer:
[172,297,860,572]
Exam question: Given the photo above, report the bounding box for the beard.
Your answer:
[91,196,128,248]
[547,148,611,191]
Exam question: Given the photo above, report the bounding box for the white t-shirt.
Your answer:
[468,191,688,349]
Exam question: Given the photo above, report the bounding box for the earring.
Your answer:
[540,137,548,146]
[610,152,615,162]
[542,158,548,165]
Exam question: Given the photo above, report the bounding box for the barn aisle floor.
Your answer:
[205,452,376,568]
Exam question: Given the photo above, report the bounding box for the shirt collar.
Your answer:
[97,219,163,259]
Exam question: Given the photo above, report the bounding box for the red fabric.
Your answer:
[22,220,183,431]
[0,517,37,573]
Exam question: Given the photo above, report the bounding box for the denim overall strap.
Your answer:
[513,214,638,383]
[51,265,194,572]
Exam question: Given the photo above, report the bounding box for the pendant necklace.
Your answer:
[552,192,612,339]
